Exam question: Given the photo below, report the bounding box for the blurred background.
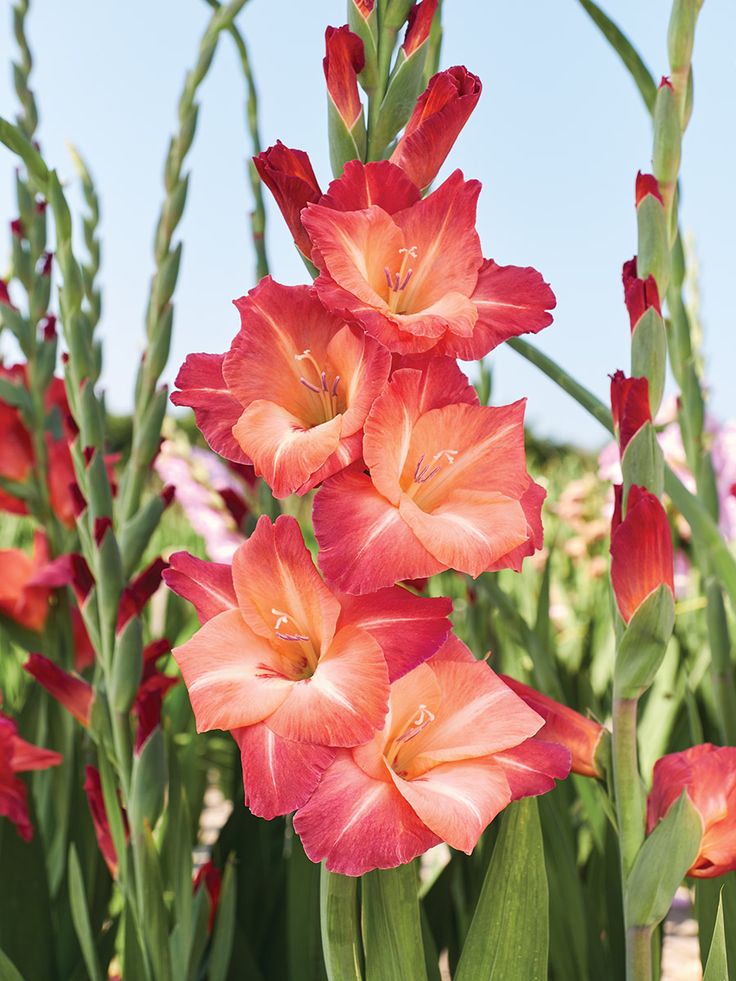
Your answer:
[0,0,734,447]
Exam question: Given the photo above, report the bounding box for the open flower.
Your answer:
[302,165,555,358]
[314,357,545,593]
[165,515,452,818]
[293,636,569,875]
[0,709,62,841]
[647,744,736,878]
[172,278,391,499]
[0,533,53,632]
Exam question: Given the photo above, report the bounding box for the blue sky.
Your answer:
[1,1,734,448]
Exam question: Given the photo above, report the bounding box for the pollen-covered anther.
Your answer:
[396,703,436,745]
[275,631,310,642]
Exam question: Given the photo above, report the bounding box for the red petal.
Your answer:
[163,551,237,623]
[171,353,248,464]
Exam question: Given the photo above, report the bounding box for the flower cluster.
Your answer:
[164,15,608,875]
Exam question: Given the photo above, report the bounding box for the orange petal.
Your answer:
[267,626,390,747]
[232,515,341,656]
[391,757,510,853]
[172,609,291,732]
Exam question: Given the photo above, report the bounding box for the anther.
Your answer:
[321,371,328,392]
[300,377,321,393]
[275,631,310,642]
[331,375,341,396]
[399,268,413,291]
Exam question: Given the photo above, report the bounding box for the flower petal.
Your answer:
[314,467,444,594]
[293,750,440,875]
[267,626,390,746]
[391,757,510,853]
[163,551,237,624]
[171,353,248,464]
[494,738,572,800]
[232,723,336,819]
[319,159,421,215]
[337,586,453,681]
[172,609,291,732]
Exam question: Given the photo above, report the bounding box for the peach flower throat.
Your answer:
[295,349,343,423]
[255,606,319,682]
[387,702,436,778]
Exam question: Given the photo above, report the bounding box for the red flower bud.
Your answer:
[635,171,663,206]
[659,75,673,90]
[350,0,374,18]
[84,765,129,877]
[0,710,61,841]
[610,371,651,452]
[647,744,736,878]
[117,557,168,632]
[40,252,53,278]
[193,860,222,934]
[10,219,24,239]
[323,26,365,128]
[622,257,661,331]
[390,65,481,189]
[253,142,322,259]
[24,653,94,727]
[0,278,14,309]
[610,485,674,623]
[402,0,437,57]
[500,675,606,778]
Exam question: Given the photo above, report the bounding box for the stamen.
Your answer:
[300,377,322,393]
[395,703,436,744]
[384,266,394,290]
[275,631,310,642]
[271,608,290,630]
[413,454,442,483]
[331,375,341,396]
[321,371,328,392]
[413,454,425,482]
[399,268,413,291]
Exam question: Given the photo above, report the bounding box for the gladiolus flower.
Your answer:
[622,257,661,332]
[0,709,61,841]
[303,165,554,358]
[193,861,222,933]
[172,278,391,499]
[499,675,606,779]
[314,357,545,593]
[323,26,365,130]
[390,66,482,190]
[253,142,322,260]
[0,533,53,632]
[23,653,94,727]
[402,0,437,58]
[84,765,129,877]
[293,636,568,875]
[647,744,736,878]
[610,484,674,623]
[166,515,452,818]
[610,371,651,453]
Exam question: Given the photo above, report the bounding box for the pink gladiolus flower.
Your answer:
[610,484,674,623]
[172,278,391,499]
[302,164,555,358]
[0,709,62,841]
[390,66,482,190]
[165,515,452,818]
[314,357,545,593]
[610,371,651,453]
[647,744,736,878]
[293,637,569,875]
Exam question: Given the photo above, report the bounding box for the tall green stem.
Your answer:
[612,695,645,881]
[626,926,653,981]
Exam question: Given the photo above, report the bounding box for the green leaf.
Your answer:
[129,726,167,832]
[208,854,237,981]
[703,891,729,981]
[68,844,104,981]
[362,863,426,981]
[695,874,736,981]
[320,866,362,981]
[625,792,702,929]
[621,421,665,498]
[455,799,549,981]
[134,823,173,981]
[576,0,656,113]
[0,945,25,981]
[615,584,675,699]
[287,837,326,980]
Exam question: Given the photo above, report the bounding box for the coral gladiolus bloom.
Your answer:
[647,744,736,878]
[0,533,53,632]
[302,165,555,358]
[172,278,391,498]
[166,515,452,818]
[253,142,322,260]
[314,358,545,593]
[500,675,606,779]
[0,709,61,841]
[293,637,569,875]
[610,371,651,453]
[323,25,365,129]
[610,484,674,623]
[390,66,482,190]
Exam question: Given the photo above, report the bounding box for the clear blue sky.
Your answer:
[1,1,734,448]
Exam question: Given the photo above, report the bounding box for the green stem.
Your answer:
[626,925,653,981]
[205,0,269,281]
[612,694,645,882]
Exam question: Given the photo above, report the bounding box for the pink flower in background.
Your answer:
[154,440,251,562]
